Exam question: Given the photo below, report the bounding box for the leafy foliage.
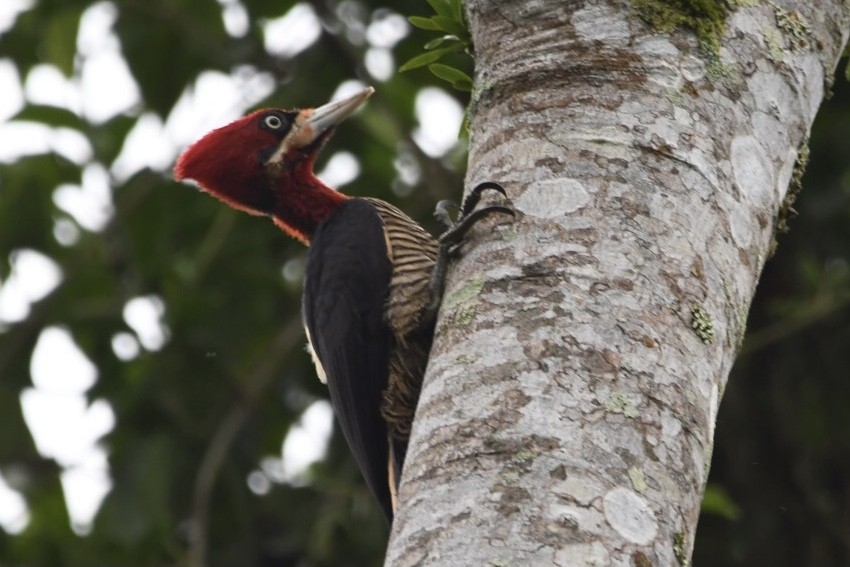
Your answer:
[400,0,473,92]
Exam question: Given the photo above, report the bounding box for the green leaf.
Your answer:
[399,45,462,72]
[453,80,473,92]
[450,0,464,23]
[12,104,86,131]
[430,15,467,37]
[399,50,444,72]
[43,8,81,76]
[428,63,472,91]
[425,0,454,19]
[701,484,742,521]
[408,15,442,31]
[424,35,461,50]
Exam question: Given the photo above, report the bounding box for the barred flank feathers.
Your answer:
[363,198,439,443]
[364,198,438,339]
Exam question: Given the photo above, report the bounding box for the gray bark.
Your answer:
[386,1,849,565]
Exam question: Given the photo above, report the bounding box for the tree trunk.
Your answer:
[386,1,849,565]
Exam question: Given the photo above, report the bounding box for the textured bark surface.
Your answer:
[386,1,849,565]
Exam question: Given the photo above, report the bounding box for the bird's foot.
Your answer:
[433,182,514,239]
[426,182,514,318]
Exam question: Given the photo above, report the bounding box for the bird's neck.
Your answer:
[271,169,348,244]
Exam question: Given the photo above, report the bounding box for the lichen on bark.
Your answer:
[385,1,850,566]
[630,0,732,54]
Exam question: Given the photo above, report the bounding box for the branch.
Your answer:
[740,291,850,355]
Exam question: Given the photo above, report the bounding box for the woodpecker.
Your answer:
[174,87,511,522]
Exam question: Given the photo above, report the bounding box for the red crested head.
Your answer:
[174,109,282,215]
[174,86,374,243]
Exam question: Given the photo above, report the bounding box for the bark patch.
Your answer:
[603,486,658,545]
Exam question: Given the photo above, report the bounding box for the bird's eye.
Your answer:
[264,115,283,129]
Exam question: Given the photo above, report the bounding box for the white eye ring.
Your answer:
[264,115,283,129]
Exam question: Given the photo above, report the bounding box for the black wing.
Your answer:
[302,198,394,521]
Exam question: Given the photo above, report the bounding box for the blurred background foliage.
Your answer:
[0,1,846,566]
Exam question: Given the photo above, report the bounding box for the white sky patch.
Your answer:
[260,456,286,483]
[125,64,273,180]
[365,48,394,82]
[279,400,334,484]
[111,331,141,361]
[53,162,114,232]
[77,2,140,123]
[246,470,272,495]
[111,112,176,182]
[0,59,24,121]
[218,0,249,37]
[24,64,82,113]
[0,122,93,164]
[331,79,371,102]
[0,249,63,324]
[20,393,114,467]
[53,217,81,247]
[0,122,50,163]
[20,326,115,534]
[262,3,322,58]
[0,471,29,534]
[335,1,367,46]
[0,0,34,35]
[164,68,274,151]
[317,151,360,188]
[366,10,409,48]
[30,327,97,394]
[52,127,94,164]
[152,66,272,176]
[80,51,140,123]
[20,391,114,534]
[167,71,254,140]
[0,122,92,165]
[123,295,170,351]
[281,257,305,284]
[61,463,112,535]
[394,151,421,186]
[77,2,119,55]
[413,87,463,157]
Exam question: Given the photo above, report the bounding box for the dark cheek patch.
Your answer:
[258,145,277,165]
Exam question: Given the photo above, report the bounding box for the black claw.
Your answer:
[461,181,508,218]
[439,204,515,248]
